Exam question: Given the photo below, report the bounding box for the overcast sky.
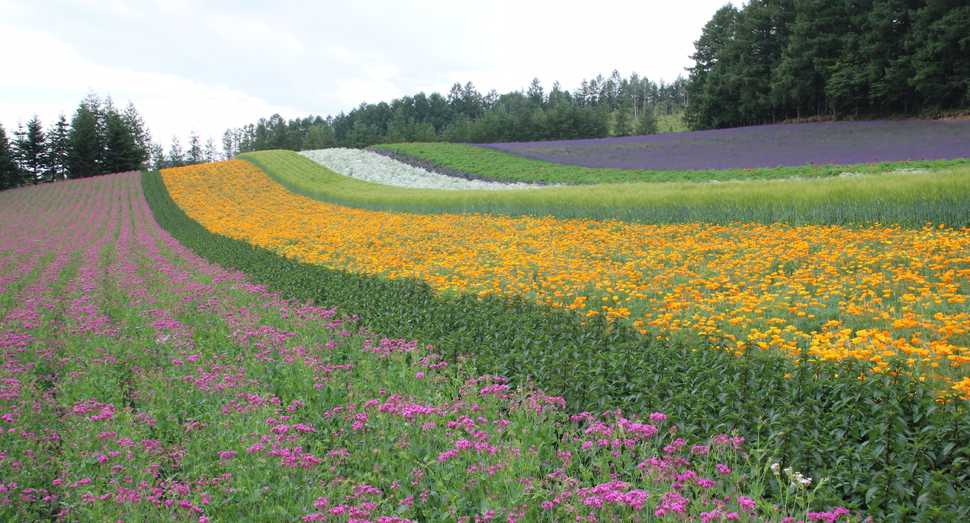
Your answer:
[0,0,739,148]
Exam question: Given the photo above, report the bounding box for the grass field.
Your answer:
[243,149,970,227]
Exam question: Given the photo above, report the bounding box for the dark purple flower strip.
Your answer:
[477,120,970,170]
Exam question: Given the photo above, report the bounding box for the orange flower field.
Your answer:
[161,160,970,396]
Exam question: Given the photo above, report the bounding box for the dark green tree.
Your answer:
[121,102,151,168]
[14,115,48,184]
[66,103,102,178]
[906,0,970,111]
[865,0,920,114]
[526,78,546,109]
[301,123,336,150]
[0,124,20,190]
[448,82,484,120]
[633,105,660,135]
[46,114,70,182]
[204,137,218,163]
[103,111,137,173]
[167,136,185,168]
[730,0,797,125]
[771,0,850,119]
[148,142,166,170]
[222,128,241,160]
[548,81,573,108]
[685,4,741,129]
[186,131,204,165]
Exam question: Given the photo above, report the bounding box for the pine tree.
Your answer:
[0,124,20,190]
[685,4,741,129]
[186,131,203,165]
[167,136,185,168]
[147,142,166,170]
[103,110,137,174]
[66,103,103,178]
[14,115,48,184]
[46,114,70,182]
[204,137,218,164]
[122,102,150,169]
[633,105,659,135]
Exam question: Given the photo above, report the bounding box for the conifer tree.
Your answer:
[66,103,103,178]
[186,131,204,165]
[167,136,185,168]
[46,114,70,182]
[103,110,137,174]
[122,102,151,168]
[14,115,48,184]
[0,124,20,190]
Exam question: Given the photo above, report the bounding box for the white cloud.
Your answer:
[1,0,740,148]
[0,22,301,145]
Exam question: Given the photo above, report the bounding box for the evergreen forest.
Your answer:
[685,0,970,129]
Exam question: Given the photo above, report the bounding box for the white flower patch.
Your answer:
[299,148,545,190]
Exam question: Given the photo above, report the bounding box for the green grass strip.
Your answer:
[372,142,970,184]
[242,149,970,228]
[143,169,970,520]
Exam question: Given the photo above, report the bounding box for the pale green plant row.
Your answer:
[239,150,970,227]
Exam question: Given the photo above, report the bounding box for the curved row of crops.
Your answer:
[300,148,545,190]
[145,157,970,521]
[1,172,873,522]
[160,158,970,398]
[371,141,970,185]
[246,148,970,228]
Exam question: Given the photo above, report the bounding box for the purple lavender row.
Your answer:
[478,120,970,170]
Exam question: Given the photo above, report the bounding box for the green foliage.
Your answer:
[242,145,970,228]
[144,169,970,520]
[60,94,150,179]
[102,111,140,174]
[45,114,71,182]
[0,94,150,185]
[373,141,970,184]
[14,115,47,184]
[686,0,970,129]
[65,103,102,179]
[222,73,686,152]
[0,124,21,190]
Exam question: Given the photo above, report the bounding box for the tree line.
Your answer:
[685,0,970,130]
[0,73,687,192]
[0,93,154,190]
[220,72,688,157]
[0,93,231,191]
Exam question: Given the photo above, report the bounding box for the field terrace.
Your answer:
[0,172,864,522]
[159,160,970,398]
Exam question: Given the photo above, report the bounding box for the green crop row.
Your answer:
[144,170,970,521]
[371,142,970,184]
[241,150,970,228]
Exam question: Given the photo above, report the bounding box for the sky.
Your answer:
[0,0,740,150]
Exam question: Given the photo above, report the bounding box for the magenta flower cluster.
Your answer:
[0,173,862,522]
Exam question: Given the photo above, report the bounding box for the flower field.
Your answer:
[299,148,545,190]
[159,160,970,397]
[478,120,970,171]
[372,141,970,186]
[0,173,869,522]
